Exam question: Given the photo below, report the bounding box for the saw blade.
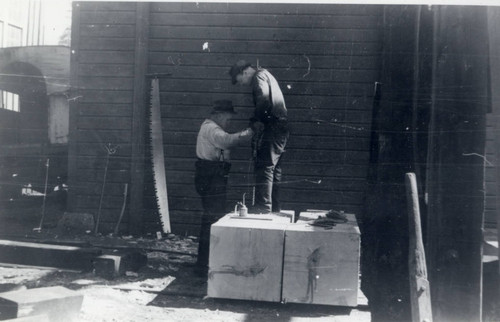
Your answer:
[150,78,171,233]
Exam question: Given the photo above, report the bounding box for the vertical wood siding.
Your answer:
[70,2,382,235]
[146,3,382,235]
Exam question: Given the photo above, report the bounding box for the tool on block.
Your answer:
[306,209,348,229]
[234,193,248,217]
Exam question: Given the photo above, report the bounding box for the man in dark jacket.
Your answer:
[229,60,289,214]
[194,100,253,275]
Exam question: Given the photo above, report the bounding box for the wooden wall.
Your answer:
[146,2,383,235]
[486,114,498,228]
[483,6,499,229]
[68,2,138,233]
[69,2,383,235]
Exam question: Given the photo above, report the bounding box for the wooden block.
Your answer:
[0,286,83,321]
[2,314,49,322]
[92,255,117,280]
[93,250,147,279]
[282,215,360,306]
[0,240,102,271]
[207,218,288,302]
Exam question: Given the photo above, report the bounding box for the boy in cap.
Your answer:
[194,99,253,275]
[229,60,289,214]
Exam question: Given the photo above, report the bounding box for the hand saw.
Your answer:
[150,78,171,233]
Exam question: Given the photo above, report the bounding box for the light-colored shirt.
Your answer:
[196,119,253,161]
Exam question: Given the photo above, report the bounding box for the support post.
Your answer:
[426,6,489,322]
[406,173,432,322]
[66,2,81,211]
[129,2,150,235]
[487,6,500,279]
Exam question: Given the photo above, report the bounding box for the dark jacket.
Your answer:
[251,68,287,125]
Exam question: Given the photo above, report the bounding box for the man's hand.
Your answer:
[250,121,264,134]
[239,127,254,140]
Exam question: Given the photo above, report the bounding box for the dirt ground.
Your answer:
[0,232,371,322]
[0,204,497,321]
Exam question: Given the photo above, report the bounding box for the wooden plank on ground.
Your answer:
[0,240,102,271]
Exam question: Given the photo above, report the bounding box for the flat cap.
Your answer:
[229,60,251,84]
[212,100,236,114]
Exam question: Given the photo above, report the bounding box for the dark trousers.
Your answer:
[255,157,283,212]
[254,122,289,213]
[194,159,230,268]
